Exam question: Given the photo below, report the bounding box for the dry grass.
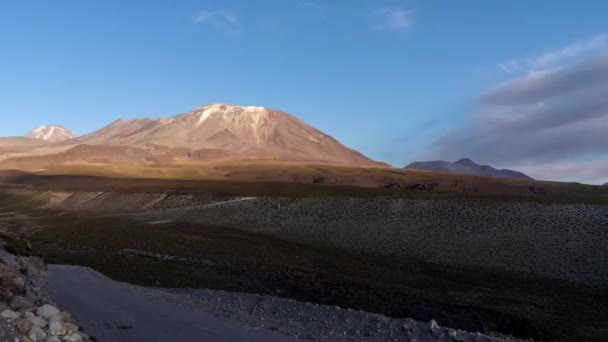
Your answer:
[1,160,607,202]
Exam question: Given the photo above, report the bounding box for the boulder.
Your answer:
[0,308,20,319]
[10,296,35,310]
[63,333,83,342]
[36,304,60,320]
[48,315,68,336]
[66,322,79,334]
[2,271,26,295]
[45,337,61,342]
[28,325,48,341]
[429,319,440,331]
[18,318,34,334]
[25,311,36,318]
[28,315,47,328]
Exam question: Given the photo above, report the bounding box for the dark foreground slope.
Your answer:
[1,184,607,341]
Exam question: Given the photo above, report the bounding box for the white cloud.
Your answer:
[533,34,608,69]
[497,33,608,73]
[430,54,608,183]
[517,160,608,185]
[373,9,414,32]
[497,59,520,73]
[194,10,240,32]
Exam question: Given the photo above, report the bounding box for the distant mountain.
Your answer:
[77,103,385,166]
[25,125,75,142]
[405,158,533,180]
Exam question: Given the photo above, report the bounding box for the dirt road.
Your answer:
[46,265,289,342]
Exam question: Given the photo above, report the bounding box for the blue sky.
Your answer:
[1,1,608,183]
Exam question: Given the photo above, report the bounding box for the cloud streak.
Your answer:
[497,60,519,73]
[194,10,240,32]
[533,34,608,69]
[372,9,414,32]
[497,33,608,73]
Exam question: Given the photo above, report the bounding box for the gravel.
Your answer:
[48,264,514,342]
[146,196,608,287]
[28,190,608,287]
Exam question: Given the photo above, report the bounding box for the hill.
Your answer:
[405,158,532,180]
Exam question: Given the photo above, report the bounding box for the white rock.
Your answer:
[65,322,79,334]
[48,315,68,336]
[28,315,48,328]
[62,333,83,342]
[0,309,20,319]
[45,337,61,342]
[36,305,60,320]
[25,311,36,318]
[28,325,47,341]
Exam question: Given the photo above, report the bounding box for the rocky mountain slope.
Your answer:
[78,103,382,165]
[25,126,75,142]
[405,158,532,180]
[3,104,385,167]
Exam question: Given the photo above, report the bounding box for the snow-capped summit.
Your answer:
[25,125,76,142]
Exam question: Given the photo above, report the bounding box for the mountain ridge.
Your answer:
[405,158,533,180]
[6,104,387,167]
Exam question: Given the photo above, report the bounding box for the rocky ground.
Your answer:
[46,264,515,342]
[0,245,517,342]
[28,190,608,287]
[0,210,519,342]
[4,189,608,340]
[142,195,608,287]
[0,246,91,342]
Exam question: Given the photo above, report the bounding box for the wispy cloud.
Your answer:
[533,34,608,69]
[497,59,520,73]
[372,8,414,32]
[194,10,240,33]
[497,33,608,73]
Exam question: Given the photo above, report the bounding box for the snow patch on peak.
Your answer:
[195,104,268,127]
[26,125,75,141]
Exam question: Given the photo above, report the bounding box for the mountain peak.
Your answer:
[25,125,76,142]
[75,103,385,166]
[455,158,477,166]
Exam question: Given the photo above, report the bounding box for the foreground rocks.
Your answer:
[0,241,92,342]
[3,303,88,342]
